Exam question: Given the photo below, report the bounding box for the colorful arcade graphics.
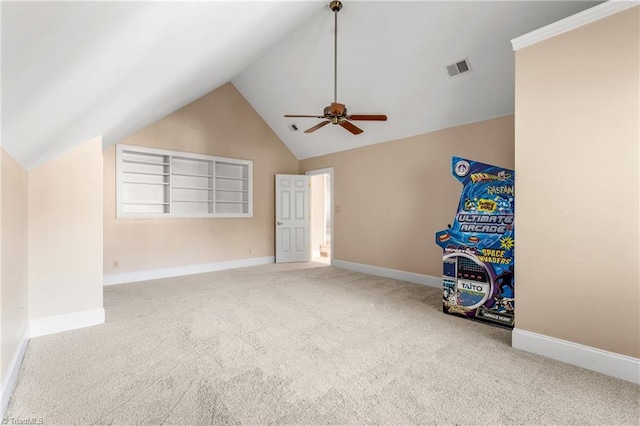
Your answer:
[435,157,515,328]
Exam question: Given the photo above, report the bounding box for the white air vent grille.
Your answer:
[446,58,472,77]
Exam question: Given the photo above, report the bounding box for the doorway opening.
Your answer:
[307,168,333,265]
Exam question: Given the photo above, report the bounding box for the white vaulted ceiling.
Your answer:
[233,0,600,159]
[1,1,600,170]
[1,1,325,169]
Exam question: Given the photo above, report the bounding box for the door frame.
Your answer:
[306,167,334,266]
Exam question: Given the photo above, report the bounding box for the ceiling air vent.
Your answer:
[446,58,472,77]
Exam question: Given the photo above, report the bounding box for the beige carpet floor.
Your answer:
[5,263,639,425]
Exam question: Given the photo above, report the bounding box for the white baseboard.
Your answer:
[512,328,640,385]
[103,256,275,286]
[1,325,30,420]
[29,308,105,338]
[332,259,441,288]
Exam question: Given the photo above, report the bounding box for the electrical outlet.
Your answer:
[249,248,253,254]
[112,260,119,268]
[355,250,360,259]
[335,205,341,213]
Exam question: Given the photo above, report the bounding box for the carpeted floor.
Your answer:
[5,263,639,425]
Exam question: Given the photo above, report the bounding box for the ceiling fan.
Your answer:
[284,0,387,135]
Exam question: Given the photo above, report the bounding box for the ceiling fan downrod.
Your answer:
[330,1,342,104]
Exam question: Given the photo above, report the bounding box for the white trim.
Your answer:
[104,256,274,285]
[29,308,105,338]
[511,1,639,51]
[306,167,334,266]
[333,259,441,288]
[0,326,30,420]
[305,167,334,176]
[512,328,640,385]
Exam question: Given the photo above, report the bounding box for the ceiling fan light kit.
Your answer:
[284,0,387,135]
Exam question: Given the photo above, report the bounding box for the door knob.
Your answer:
[277,221,283,225]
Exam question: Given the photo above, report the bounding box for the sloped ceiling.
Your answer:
[1,1,599,170]
[1,1,325,170]
[233,0,600,160]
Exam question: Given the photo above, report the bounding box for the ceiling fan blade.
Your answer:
[347,115,388,121]
[339,120,363,135]
[284,114,324,118]
[304,121,331,133]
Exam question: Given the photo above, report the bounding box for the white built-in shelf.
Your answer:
[122,202,169,205]
[123,159,170,166]
[172,186,213,191]
[123,181,169,186]
[117,144,253,218]
[124,171,170,176]
[215,201,249,204]
[172,172,213,178]
[215,176,248,181]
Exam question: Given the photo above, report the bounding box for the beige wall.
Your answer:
[28,137,103,320]
[515,7,639,357]
[0,149,29,387]
[104,83,298,274]
[300,115,515,277]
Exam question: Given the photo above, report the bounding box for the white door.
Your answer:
[275,174,310,263]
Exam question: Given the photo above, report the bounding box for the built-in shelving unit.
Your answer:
[116,144,253,218]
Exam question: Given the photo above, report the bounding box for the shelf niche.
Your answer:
[116,144,253,218]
